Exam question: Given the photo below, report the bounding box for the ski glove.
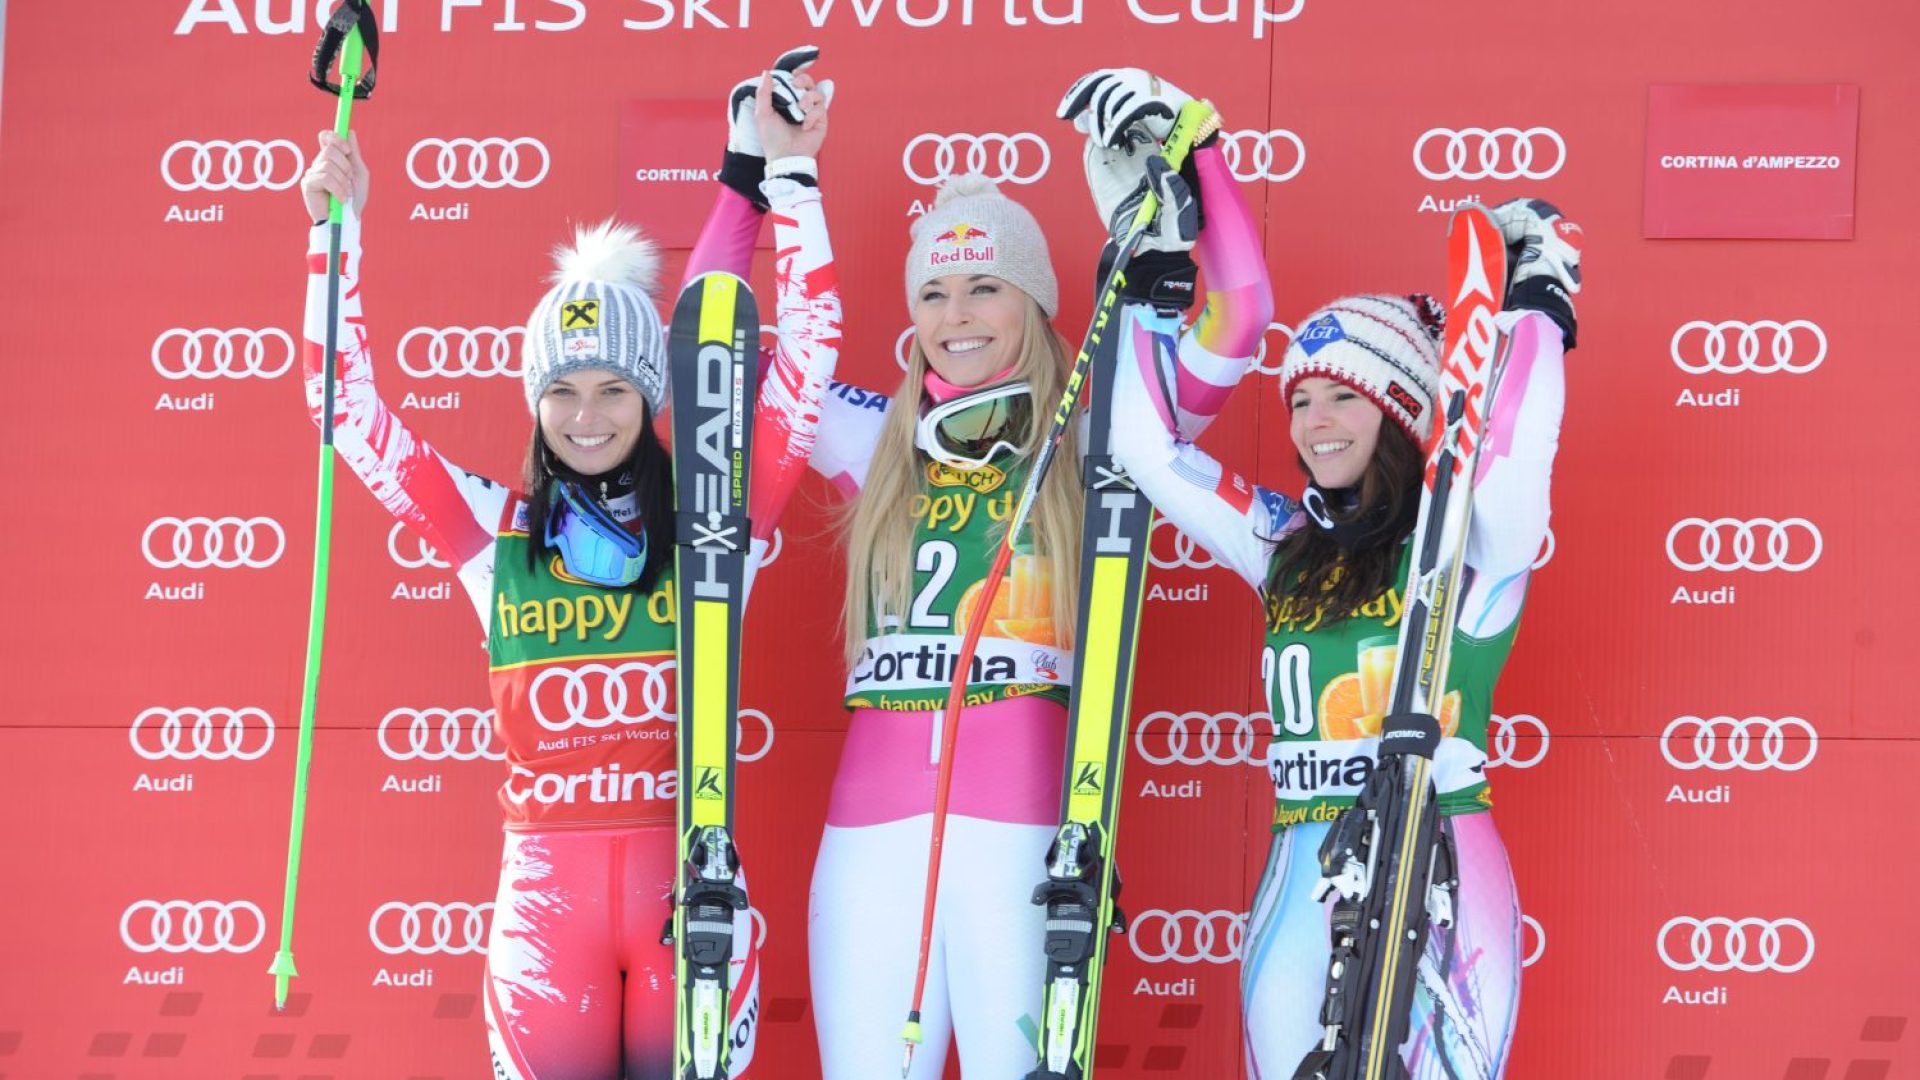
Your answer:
[1098,155,1199,312]
[720,45,832,210]
[1061,69,1212,255]
[1491,197,1583,348]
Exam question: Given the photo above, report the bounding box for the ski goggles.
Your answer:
[545,479,647,587]
[916,380,1032,470]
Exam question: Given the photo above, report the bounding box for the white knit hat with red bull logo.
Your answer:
[1278,294,1444,441]
[905,174,1058,317]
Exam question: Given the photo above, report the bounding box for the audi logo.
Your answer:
[1128,908,1247,964]
[895,326,916,372]
[1534,527,1555,571]
[397,325,525,378]
[529,661,676,731]
[1413,127,1566,181]
[406,137,550,191]
[120,900,265,954]
[1487,714,1549,770]
[1670,320,1827,375]
[1665,518,1822,573]
[1657,916,1814,974]
[1135,711,1270,768]
[1247,322,1295,377]
[1149,517,1219,572]
[378,707,504,762]
[130,707,274,762]
[759,527,785,571]
[1219,129,1306,183]
[737,708,775,764]
[369,901,493,956]
[152,327,296,380]
[1521,914,1545,968]
[1660,716,1817,772]
[142,516,285,570]
[387,522,451,571]
[902,133,1050,186]
[162,138,303,192]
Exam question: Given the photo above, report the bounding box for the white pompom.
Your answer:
[932,173,1002,207]
[548,217,660,296]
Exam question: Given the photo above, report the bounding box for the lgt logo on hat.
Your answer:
[1296,313,1347,354]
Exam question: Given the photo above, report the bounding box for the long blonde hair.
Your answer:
[840,298,1082,670]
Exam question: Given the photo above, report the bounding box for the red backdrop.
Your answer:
[2,1,1915,1077]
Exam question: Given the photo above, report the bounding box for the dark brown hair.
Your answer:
[1264,420,1424,622]
[521,405,676,593]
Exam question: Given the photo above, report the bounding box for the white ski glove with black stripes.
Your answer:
[1490,197,1583,347]
[720,46,834,208]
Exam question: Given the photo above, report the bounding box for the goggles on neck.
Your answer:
[545,478,647,587]
[915,380,1032,470]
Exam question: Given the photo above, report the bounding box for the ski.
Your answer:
[1293,205,1510,1080]
[667,271,758,1080]
[1024,305,1159,1080]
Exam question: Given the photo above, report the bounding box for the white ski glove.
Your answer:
[1098,156,1201,311]
[720,46,834,207]
[1058,68,1204,254]
[1489,197,1583,347]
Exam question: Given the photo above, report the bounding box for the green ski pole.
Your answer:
[271,0,379,1009]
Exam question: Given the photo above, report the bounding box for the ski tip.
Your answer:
[899,1039,918,1079]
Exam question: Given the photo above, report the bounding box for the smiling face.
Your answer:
[912,273,1029,387]
[537,370,648,476]
[1289,376,1386,490]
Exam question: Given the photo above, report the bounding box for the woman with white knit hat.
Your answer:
[295,55,840,1079]
[1102,73,1585,1070]
[795,69,1274,1078]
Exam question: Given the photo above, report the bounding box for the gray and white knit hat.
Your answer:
[522,219,668,414]
[905,174,1058,317]
[1278,294,1444,441]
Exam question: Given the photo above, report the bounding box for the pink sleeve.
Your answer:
[684,186,762,284]
[1172,144,1274,437]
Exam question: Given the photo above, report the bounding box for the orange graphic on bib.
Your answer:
[954,554,1055,645]
[1318,638,1459,741]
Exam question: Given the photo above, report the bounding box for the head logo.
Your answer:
[131,707,274,762]
[1487,714,1549,769]
[1134,711,1271,768]
[1149,517,1220,572]
[1220,129,1307,183]
[406,137,550,190]
[1414,127,1566,181]
[387,522,451,571]
[529,661,675,731]
[1657,916,1813,974]
[1666,518,1821,573]
[1670,320,1827,375]
[369,901,492,955]
[396,326,525,378]
[902,132,1050,186]
[143,516,285,569]
[1660,716,1817,772]
[152,327,296,380]
[120,900,265,954]
[1128,909,1247,964]
[162,139,303,192]
[378,707,503,762]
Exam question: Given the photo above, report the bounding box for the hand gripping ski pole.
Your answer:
[898,99,1220,1079]
[269,0,376,1011]
[1292,206,1511,1080]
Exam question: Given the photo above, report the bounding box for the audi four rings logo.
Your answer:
[387,522,451,570]
[902,133,1050,186]
[369,901,493,955]
[120,900,265,954]
[162,139,303,192]
[1665,518,1822,573]
[1129,909,1247,964]
[152,327,296,380]
[1220,129,1306,183]
[529,661,676,731]
[143,517,286,569]
[1149,518,1219,572]
[1534,527,1556,571]
[737,708,776,764]
[1521,914,1545,968]
[397,326,525,378]
[894,327,916,371]
[407,137,550,190]
[1487,714,1549,770]
[1660,716,1817,772]
[1248,322,1295,377]
[1670,320,1827,375]
[379,707,504,763]
[1657,916,1814,974]
[1413,127,1566,181]
[1135,711,1270,768]
[131,707,274,762]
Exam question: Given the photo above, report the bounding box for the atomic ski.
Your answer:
[1292,206,1511,1080]
[667,271,758,1080]
[1024,308,1159,1080]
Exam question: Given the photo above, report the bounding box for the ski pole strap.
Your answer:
[310,0,379,99]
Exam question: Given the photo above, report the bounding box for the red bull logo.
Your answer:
[928,222,995,267]
[933,223,991,245]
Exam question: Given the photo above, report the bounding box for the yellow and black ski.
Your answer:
[667,271,757,1080]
